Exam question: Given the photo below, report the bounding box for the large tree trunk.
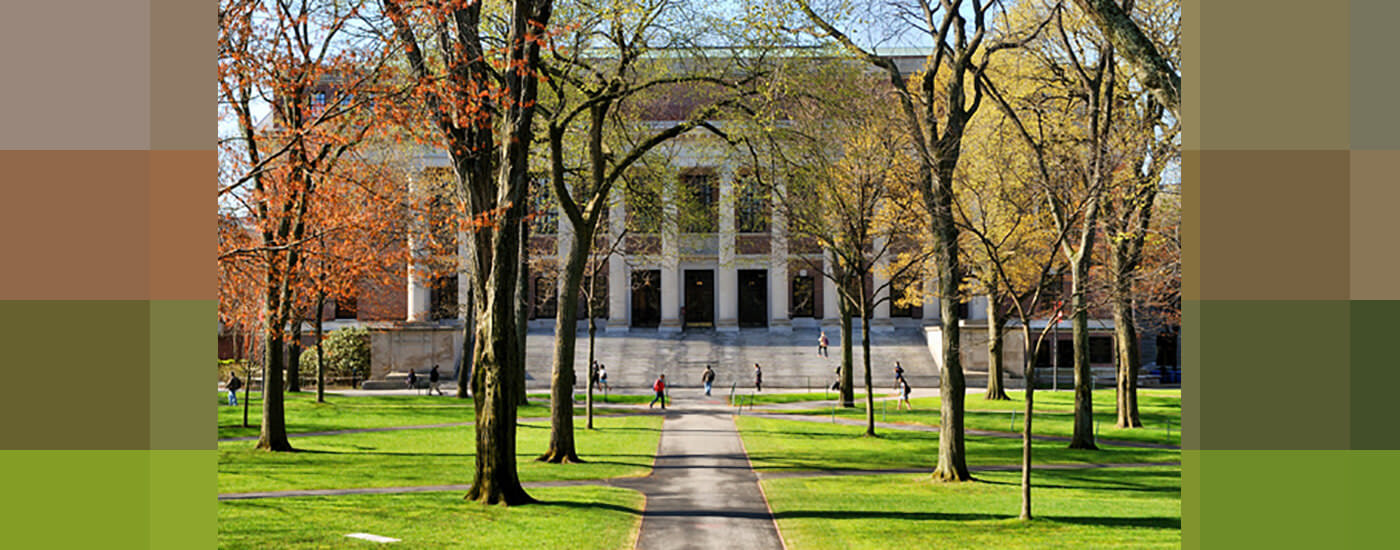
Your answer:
[839,296,855,407]
[465,246,534,504]
[1019,324,1037,520]
[515,221,531,406]
[861,305,876,437]
[287,311,302,393]
[1067,255,1099,450]
[256,273,293,451]
[539,224,591,463]
[931,168,970,482]
[586,290,597,430]
[1112,274,1143,428]
[985,295,1009,400]
[1071,0,1179,116]
[457,288,473,399]
[314,290,326,403]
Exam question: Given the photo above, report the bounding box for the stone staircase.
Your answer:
[523,326,943,392]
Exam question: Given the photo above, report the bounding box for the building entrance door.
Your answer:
[631,270,660,328]
[684,269,714,328]
[738,269,767,327]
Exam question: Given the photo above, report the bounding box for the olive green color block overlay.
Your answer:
[0,301,151,450]
[1199,1,1348,150]
[1199,150,1348,301]
[151,0,213,150]
[1,451,151,546]
[1182,301,1200,451]
[1351,1,1400,150]
[1196,450,1400,548]
[1181,451,1200,550]
[1350,301,1400,449]
[151,450,215,549]
[150,301,216,450]
[1181,0,1199,151]
[1200,301,1349,450]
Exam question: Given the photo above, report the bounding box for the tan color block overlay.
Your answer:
[151,0,213,150]
[1181,0,1199,151]
[149,151,214,300]
[0,151,151,300]
[1199,1,1348,150]
[1350,151,1400,299]
[0,3,150,149]
[1199,150,1348,300]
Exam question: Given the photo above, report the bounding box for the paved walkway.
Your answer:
[611,393,784,550]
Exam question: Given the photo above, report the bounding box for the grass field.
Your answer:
[728,391,893,406]
[735,416,1178,473]
[767,389,1181,447]
[219,485,643,549]
[762,467,1180,549]
[218,392,634,439]
[219,414,663,494]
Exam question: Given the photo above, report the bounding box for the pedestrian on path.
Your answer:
[818,331,829,357]
[753,363,763,392]
[893,361,905,391]
[598,363,609,391]
[406,370,418,392]
[650,374,668,409]
[429,365,442,395]
[226,373,242,406]
[897,377,913,410]
[701,365,716,396]
[831,365,841,392]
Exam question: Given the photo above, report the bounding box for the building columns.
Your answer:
[769,178,790,331]
[717,170,738,331]
[822,250,840,325]
[659,181,681,331]
[406,173,432,322]
[607,193,630,332]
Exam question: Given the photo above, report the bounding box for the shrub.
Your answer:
[307,327,372,380]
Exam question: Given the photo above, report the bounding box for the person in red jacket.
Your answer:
[649,374,667,409]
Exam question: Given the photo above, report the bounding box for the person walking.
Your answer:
[226,373,242,406]
[753,363,763,392]
[818,331,829,357]
[831,365,841,392]
[897,377,913,411]
[429,365,442,396]
[893,361,905,391]
[701,365,716,396]
[649,374,668,409]
[598,363,609,391]
[406,369,418,393]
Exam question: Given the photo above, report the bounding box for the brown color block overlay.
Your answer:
[0,3,150,149]
[1199,1,1348,150]
[1351,2,1400,150]
[151,0,213,150]
[150,151,214,300]
[1199,301,1349,450]
[0,301,151,450]
[1199,150,1348,301]
[0,151,151,300]
[150,301,216,450]
[1181,150,1200,301]
[1349,151,1400,299]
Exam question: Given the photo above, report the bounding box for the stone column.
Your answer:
[659,180,681,332]
[822,249,840,325]
[768,179,790,332]
[406,172,432,322]
[607,193,630,332]
[923,276,941,325]
[717,170,738,331]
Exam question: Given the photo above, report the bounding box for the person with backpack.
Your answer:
[649,374,667,409]
[753,363,763,392]
[226,373,243,406]
[893,361,906,392]
[597,364,609,391]
[701,365,716,396]
[429,365,442,396]
[897,377,913,411]
[818,331,829,357]
[406,369,418,393]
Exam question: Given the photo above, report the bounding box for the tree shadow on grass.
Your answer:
[1040,515,1180,530]
[533,499,644,516]
[774,510,1004,522]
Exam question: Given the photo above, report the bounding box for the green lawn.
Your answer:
[735,416,1178,473]
[729,391,893,406]
[219,414,662,494]
[219,485,643,549]
[218,392,632,439]
[768,389,1181,447]
[762,467,1180,549]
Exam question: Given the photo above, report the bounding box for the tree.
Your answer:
[219,0,392,452]
[1070,0,1178,116]
[380,0,556,505]
[791,0,1033,481]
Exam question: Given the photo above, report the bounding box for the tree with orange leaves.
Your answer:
[219,0,396,452]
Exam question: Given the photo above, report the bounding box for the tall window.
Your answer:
[736,173,770,233]
[430,275,458,320]
[625,174,663,234]
[1089,336,1115,364]
[889,273,919,317]
[680,171,718,233]
[790,275,816,317]
[334,294,358,319]
[533,275,558,318]
[529,176,558,235]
